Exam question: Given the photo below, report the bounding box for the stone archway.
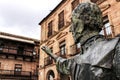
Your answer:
[60,73,70,80]
[46,70,55,80]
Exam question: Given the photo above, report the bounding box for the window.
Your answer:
[91,0,97,3]
[58,10,64,30]
[48,21,53,37]
[17,46,24,54]
[91,0,105,4]
[100,15,112,37]
[44,47,53,66]
[59,40,66,56]
[116,0,120,2]
[49,47,53,61]
[0,47,2,51]
[71,0,79,10]
[0,62,1,69]
[14,64,22,75]
[14,64,22,71]
[0,41,4,51]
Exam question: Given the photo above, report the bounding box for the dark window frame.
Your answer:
[58,10,64,30]
[101,15,112,38]
[71,0,79,10]
[0,62,1,69]
[48,21,53,37]
[59,40,66,56]
[91,0,105,4]
[116,0,120,2]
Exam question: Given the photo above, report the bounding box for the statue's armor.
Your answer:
[56,35,120,80]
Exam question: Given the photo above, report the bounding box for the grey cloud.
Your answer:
[0,0,62,39]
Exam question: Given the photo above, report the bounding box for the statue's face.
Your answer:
[70,3,103,43]
[70,16,84,43]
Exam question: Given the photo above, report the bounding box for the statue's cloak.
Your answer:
[74,37,120,68]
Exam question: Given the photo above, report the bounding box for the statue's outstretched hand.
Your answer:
[41,46,52,54]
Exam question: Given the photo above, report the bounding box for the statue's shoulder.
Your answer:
[73,35,120,66]
[84,36,119,66]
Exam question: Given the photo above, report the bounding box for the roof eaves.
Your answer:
[39,0,67,25]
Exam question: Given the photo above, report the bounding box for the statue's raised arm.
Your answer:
[41,46,58,61]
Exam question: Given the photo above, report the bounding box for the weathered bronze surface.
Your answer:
[42,2,120,80]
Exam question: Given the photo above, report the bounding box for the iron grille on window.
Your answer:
[44,56,53,66]
[59,40,66,57]
[58,10,64,30]
[71,0,79,10]
[100,15,112,38]
[48,21,53,37]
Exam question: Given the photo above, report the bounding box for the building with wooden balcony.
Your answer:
[0,32,40,80]
[39,0,120,80]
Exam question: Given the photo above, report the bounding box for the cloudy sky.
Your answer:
[0,0,62,40]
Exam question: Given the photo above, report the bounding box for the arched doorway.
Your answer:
[60,73,70,80]
[46,70,55,80]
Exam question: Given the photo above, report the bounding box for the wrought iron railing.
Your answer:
[44,57,53,66]
[55,49,67,58]
[101,26,113,38]
[0,69,31,76]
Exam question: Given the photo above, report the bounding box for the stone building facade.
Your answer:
[0,32,40,80]
[39,0,120,80]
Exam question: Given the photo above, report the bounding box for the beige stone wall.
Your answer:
[0,58,36,72]
[100,0,120,36]
[108,1,120,36]
[39,0,120,80]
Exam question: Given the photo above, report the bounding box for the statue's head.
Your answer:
[70,2,103,43]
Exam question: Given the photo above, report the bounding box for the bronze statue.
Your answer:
[42,2,120,80]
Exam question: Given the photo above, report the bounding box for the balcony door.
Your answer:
[14,64,22,76]
[59,40,66,57]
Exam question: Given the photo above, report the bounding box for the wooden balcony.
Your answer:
[0,46,36,62]
[0,47,33,56]
[0,69,31,76]
[0,69,38,80]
